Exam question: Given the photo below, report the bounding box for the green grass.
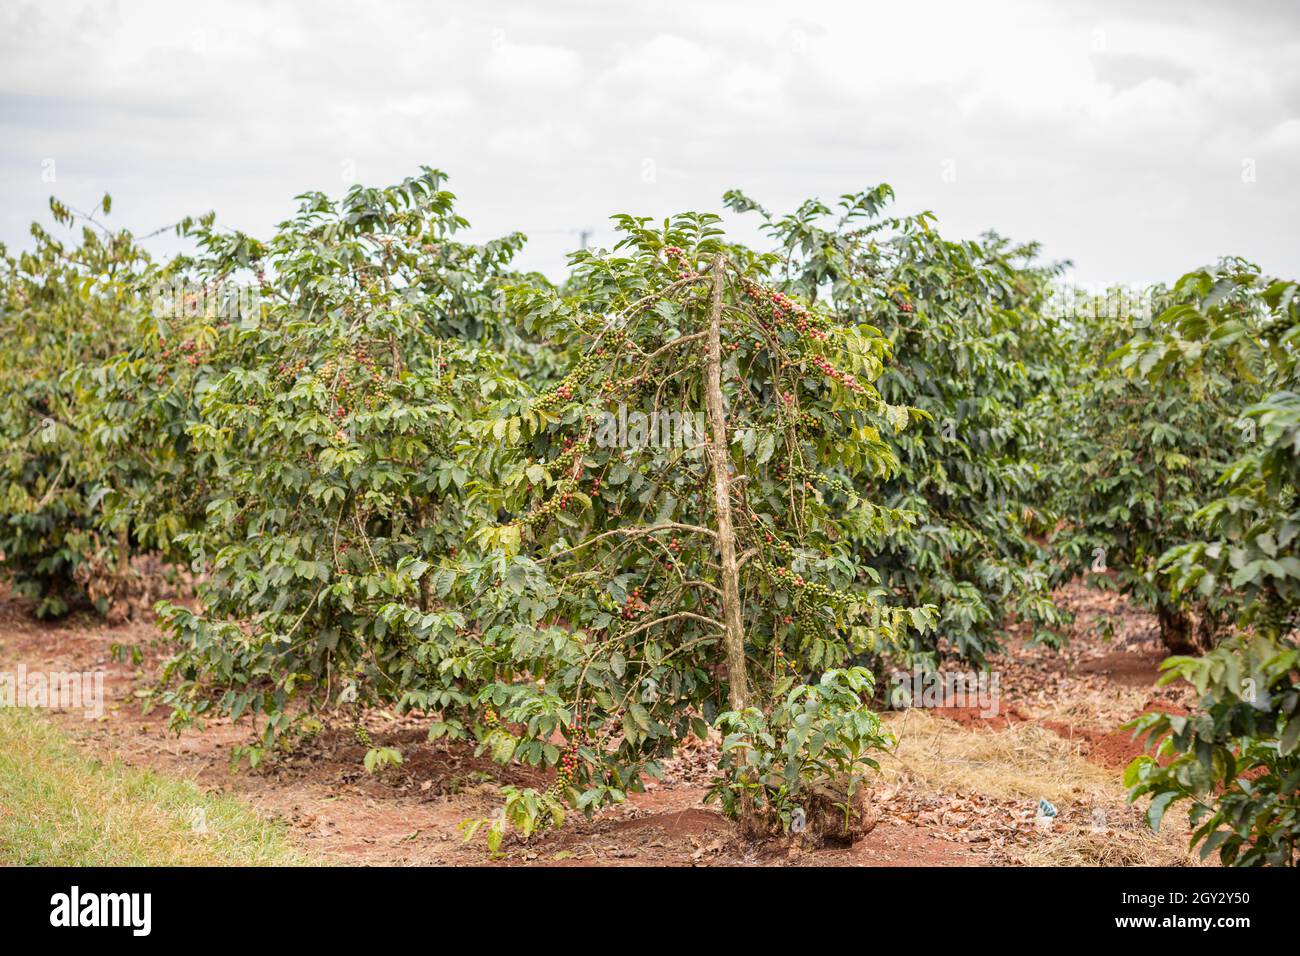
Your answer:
[0,708,315,865]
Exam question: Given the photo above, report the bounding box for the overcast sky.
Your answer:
[1,0,1297,287]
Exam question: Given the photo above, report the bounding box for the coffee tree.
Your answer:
[0,197,168,616]
[65,225,234,593]
[1121,264,1300,865]
[154,169,531,763]
[1050,281,1242,653]
[455,212,933,842]
[725,188,1066,664]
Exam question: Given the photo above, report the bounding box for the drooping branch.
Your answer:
[615,610,725,644]
[539,521,716,563]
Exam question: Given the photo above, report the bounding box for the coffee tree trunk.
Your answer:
[704,255,757,835]
[1157,604,1212,655]
[111,527,131,622]
[704,255,751,711]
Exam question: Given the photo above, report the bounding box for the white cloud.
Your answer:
[483,40,582,89]
[0,0,1295,286]
[1262,117,1300,152]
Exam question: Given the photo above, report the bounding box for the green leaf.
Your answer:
[1146,790,1179,832]
[1280,715,1300,757]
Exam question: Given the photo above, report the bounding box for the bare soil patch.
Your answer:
[0,579,1201,866]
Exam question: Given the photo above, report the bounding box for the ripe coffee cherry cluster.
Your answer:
[621,586,648,621]
[662,245,702,280]
[316,358,352,419]
[351,345,378,370]
[567,716,589,744]
[546,749,582,800]
[667,537,683,555]
[276,358,307,380]
[179,338,204,367]
[810,353,866,393]
[556,745,580,785]
[546,717,591,797]
[739,277,829,342]
[752,525,794,559]
[775,566,806,587]
[482,706,499,729]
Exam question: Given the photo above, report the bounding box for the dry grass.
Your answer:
[1016,825,1197,867]
[881,709,1117,805]
[878,709,1201,867]
[1034,684,1158,729]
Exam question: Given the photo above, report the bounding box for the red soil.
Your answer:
[0,579,1198,866]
